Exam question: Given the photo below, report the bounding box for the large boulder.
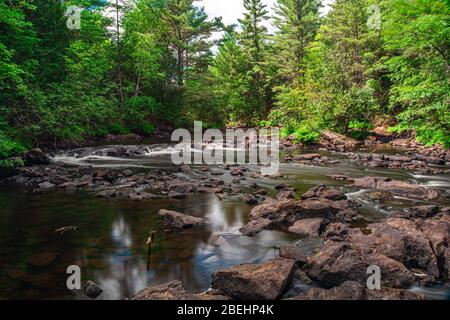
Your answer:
[157,209,203,229]
[211,258,295,300]
[25,148,50,165]
[303,241,416,289]
[367,218,440,277]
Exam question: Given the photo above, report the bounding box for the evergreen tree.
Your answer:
[237,0,270,123]
[273,0,321,84]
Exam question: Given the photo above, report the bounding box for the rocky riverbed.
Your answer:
[0,133,449,300]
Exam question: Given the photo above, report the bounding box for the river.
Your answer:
[0,140,449,299]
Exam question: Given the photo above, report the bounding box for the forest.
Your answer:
[0,0,449,167]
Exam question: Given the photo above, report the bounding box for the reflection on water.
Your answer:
[0,144,449,300]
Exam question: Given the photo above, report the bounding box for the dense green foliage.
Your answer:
[0,0,448,162]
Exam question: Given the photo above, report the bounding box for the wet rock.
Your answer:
[275,183,290,190]
[279,245,308,266]
[131,280,195,300]
[83,281,103,299]
[289,281,425,300]
[301,186,347,201]
[366,191,394,202]
[29,252,56,267]
[255,189,268,196]
[276,189,296,200]
[211,258,295,300]
[324,223,351,242]
[168,181,197,194]
[158,209,203,229]
[230,169,244,176]
[365,288,426,300]
[178,164,191,174]
[96,189,117,198]
[210,169,224,176]
[327,174,351,181]
[288,218,328,237]
[368,218,440,277]
[241,194,258,205]
[403,205,440,219]
[290,281,365,300]
[168,190,187,199]
[25,148,50,165]
[122,169,134,177]
[304,242,416,289]
[195,289,230,301]
[34,181,56,192]
[297,154,321,161]
[241,191,359,236]
[239,218,273,236]
[349,176,439,200]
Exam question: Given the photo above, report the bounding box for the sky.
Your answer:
[202,0,335,35]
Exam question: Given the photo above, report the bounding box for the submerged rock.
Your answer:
[211,258,295,300]
[83,281,103,299]
[158,209,203,229]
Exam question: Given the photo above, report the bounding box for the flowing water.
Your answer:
[0,140,449,300]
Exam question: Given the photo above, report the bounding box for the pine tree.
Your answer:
[273,0,321,84]
[237,0,270,122]
[162,0,222,86]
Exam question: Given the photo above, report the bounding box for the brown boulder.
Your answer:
[239,218,273,236]
[304,242,416,289]
[211,258,295,300]
[279,245,308,266]
[288,218,328,237]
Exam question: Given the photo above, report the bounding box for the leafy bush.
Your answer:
[292,127,320,145]
[348,120,373,141]
[0,132,26,159]
[0,157,24,168]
